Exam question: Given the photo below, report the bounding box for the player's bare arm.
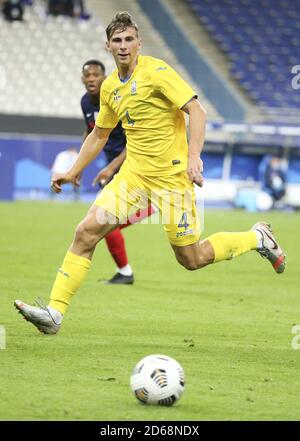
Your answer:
[182,98,207,187]
[51,126,112,193]
[92,148,127,187]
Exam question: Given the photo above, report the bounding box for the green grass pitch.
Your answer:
[0,201,299,421]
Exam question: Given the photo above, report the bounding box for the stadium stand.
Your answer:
[0,0,299,209]
[0,0,220,119]
[185,0,300,122]
[0,0,114,117]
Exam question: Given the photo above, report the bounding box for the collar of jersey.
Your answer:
[118,74,131,84]
[117,55,141,84]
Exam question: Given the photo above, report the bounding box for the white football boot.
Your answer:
[252,222,286,274]
[14,298,62,334]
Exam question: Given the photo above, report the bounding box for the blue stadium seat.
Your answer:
[185,0,300,109]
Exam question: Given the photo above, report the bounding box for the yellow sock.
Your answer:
[207,231,258,263]
[49,251,91,315]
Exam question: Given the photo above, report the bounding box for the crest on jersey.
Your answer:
[131,80,137,95]
[113,88,122,101]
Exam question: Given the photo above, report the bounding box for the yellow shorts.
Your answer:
[94,165,201,246]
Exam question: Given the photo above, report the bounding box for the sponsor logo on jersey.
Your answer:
[176,229,194,237]
[113,88,122,101]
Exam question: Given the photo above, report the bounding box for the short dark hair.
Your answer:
[82,60,105,74]
[106,11,139,41]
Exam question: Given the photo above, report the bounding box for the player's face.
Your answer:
[107,27,141,69]
[82,65,105,95]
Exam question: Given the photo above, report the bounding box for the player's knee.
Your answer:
[74,221,98,248]
[74,223,88,245]
[183,259,204,271]
[176,254,204,271]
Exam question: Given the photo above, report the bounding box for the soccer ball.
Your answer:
[130,354,185,406]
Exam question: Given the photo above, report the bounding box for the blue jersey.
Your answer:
[80,92,126,162]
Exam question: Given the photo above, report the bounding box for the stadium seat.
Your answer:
[0,1,114,117]
[185,0,299,113]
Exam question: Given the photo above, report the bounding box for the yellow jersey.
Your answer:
[96,55,197,176]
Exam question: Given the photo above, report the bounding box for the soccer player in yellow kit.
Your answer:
[15,12,286,334]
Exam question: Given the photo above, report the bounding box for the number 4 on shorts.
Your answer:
[178,212,189,230]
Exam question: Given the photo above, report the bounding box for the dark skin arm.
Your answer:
[92,148,127,186]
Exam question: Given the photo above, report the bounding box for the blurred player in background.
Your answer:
[258,155,287,209]
[51,147,79,201]
[15,12,286,335]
